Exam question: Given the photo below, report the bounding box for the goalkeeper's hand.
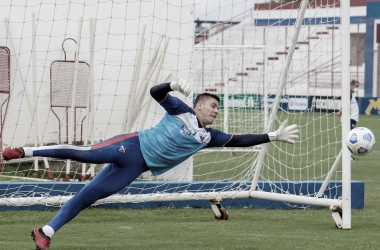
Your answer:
[170,78,191,97]
[268,119,299,144]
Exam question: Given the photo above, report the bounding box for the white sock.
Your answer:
[23,147,35,157]
[42,225,55,238]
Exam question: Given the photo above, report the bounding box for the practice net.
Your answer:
[0,0,357,226]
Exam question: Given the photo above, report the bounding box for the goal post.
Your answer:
[0,0,358,228]
[340,0,352,229]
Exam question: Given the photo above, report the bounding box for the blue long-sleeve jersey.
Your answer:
[138,93,232,175]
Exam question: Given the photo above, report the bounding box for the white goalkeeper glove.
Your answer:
[170,78,191,97]
[268,119,299,144]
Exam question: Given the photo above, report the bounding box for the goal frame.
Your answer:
[0,0,352,229]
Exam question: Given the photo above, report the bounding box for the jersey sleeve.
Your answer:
[150,82,172,102]
[159,94,194,116]
[225,134,270,147]
[206,128,233,148]
[150,82,193,115]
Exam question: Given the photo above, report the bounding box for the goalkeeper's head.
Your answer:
[193,93,220,127]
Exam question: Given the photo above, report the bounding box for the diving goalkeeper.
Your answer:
[2,79,299,250]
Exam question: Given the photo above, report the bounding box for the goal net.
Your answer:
[0,0,354,227]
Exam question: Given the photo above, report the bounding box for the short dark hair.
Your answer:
[193,93,220,108]
[350,80,359,86]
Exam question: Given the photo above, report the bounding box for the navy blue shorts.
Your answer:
[33,132,149,232]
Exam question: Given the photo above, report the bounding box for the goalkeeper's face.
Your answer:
[196,97,219,126]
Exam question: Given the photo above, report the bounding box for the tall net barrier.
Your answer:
[0,0,357,226]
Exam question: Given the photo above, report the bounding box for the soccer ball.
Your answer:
[346,127,376,156]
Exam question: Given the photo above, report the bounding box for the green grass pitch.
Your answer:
[0,114,379,249]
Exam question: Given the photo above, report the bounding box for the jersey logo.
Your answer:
[119,145,125,153]
[180,129,188,138]
[182,125,192,135]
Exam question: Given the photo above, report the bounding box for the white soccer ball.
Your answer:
[346,127,376,156]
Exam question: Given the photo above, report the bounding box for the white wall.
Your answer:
[0,0,194,148]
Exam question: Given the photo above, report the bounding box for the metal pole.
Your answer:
[67,17,83,181]
[263,27,268,131]
[32,13,39,178]
[221,28,224,92]
[202,30,205,92]
[308,25,310,96]
[332,24,335,96]
[242,26,245,92]
[285,27,288,95]
[82,18,96,181]
[357,23,359,80]
[340,0,352,229]
[223,68,229,134]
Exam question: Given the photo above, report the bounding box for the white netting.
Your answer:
[0,0,359,209]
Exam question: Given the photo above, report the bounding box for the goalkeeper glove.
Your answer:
[268,119,299,144]
[170,78,191,97]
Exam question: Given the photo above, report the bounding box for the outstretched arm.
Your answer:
[221,120,299,148]
[225,134,270,147]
